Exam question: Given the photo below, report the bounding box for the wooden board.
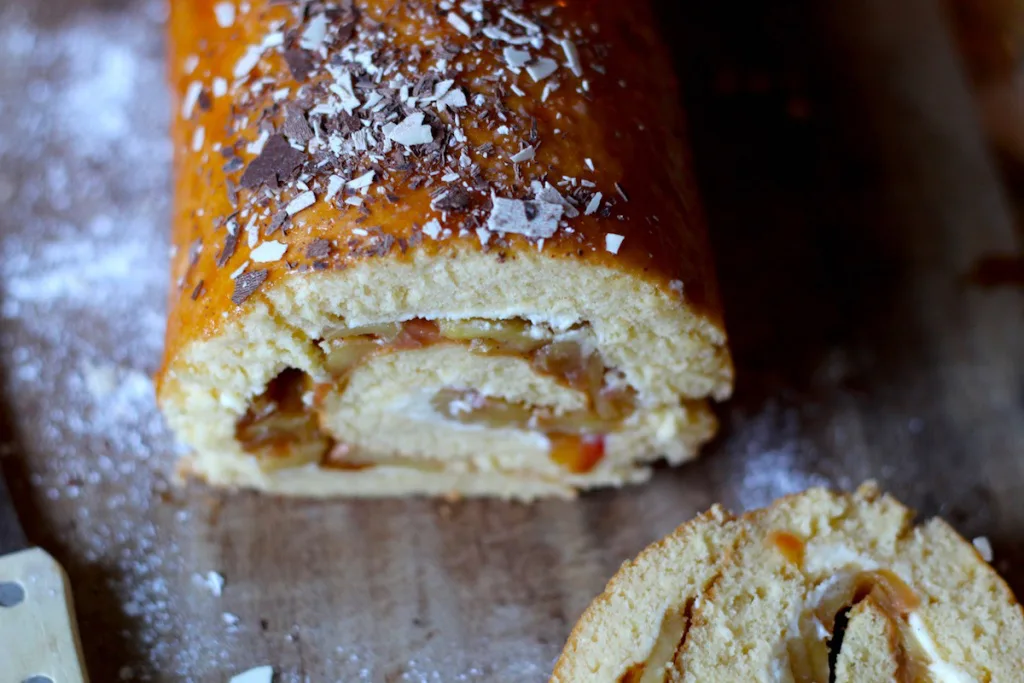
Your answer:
[0,0,1021,680]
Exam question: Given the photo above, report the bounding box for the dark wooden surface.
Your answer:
[0,0,1021,681]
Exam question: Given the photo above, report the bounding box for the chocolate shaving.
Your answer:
[335,18,358,44]
[266,210,290,236]
[223,156,244,174]
[283,107,314,143]
[225,179,239,206]
[283,49,314,81]
[188,238,203,269]
[306,238,332,259]
[364,227,395,257]
[434,42,460,60]
[240,134,306,189]
[413,73,441,98]
[216,231,239,267]
[231,270,269,305]
[336,111,362,135]
[198,90,213,112]
[432,186,471,212]
[190,280,205,301]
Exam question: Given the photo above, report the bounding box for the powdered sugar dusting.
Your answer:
[0,0,220,679]
[723,401,838,511]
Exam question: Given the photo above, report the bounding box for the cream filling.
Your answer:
[803,544,881,575]
[385,388,552,449]
[632,605,690,683]
[773,546,976,683]
[338,310,583,333]
[908,614,977,683]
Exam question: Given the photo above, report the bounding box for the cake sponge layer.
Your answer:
[160,249,728,499]
[552,483,1024,681]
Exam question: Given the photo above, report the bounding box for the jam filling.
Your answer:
[785,566,929,683]
[613,563,930,683]
[235,318,636,473]
[234,368,331,472]
[768,530,807,566]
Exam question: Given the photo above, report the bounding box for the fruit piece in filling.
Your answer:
[785,567,927,683]
[235,369,329,471]
[238,318,636,474]
[431,388,635,434]
[430,388,631,474]
[438,318,550,354]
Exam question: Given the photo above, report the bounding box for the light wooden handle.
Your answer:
[0,548,88,683]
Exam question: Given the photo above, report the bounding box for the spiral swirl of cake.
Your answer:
[553,484,1024,680]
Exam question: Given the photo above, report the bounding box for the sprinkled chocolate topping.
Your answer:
[431,186,471,213]
[239,135,306,189]
[282,107,314,143]
[266,210,290,236]
[180,0,635,306]
[231,269,269,305]
[222,156,244,173]
[306,238,332,260]
[215,230,239,268]
[283,49,314,81]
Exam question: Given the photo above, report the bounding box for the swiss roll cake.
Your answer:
[552,483,1024,681]
[157,0,733,498]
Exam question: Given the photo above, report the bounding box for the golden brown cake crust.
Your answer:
[159,0,725,391]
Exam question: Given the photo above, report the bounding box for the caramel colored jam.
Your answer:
[851,570,921,619]
[786,568,929,683]
[612,568,927,683]
[322,317,605,394]
[550,434,607,475]
[234,369,332,471]
[768,530,806,567]
[843,571,929,683]
[236,318,634,474]
[618,663,645,683]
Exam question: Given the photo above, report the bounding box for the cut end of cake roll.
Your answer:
[157,0,732,499]
[161,244,729,499]
[552,483,1024,681]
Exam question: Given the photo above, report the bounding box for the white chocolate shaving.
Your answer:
[250,240,287,263]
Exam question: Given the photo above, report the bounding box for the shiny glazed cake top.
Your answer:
[165,0,722,355]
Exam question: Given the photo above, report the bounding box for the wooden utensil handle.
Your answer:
[0,548,88,683]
